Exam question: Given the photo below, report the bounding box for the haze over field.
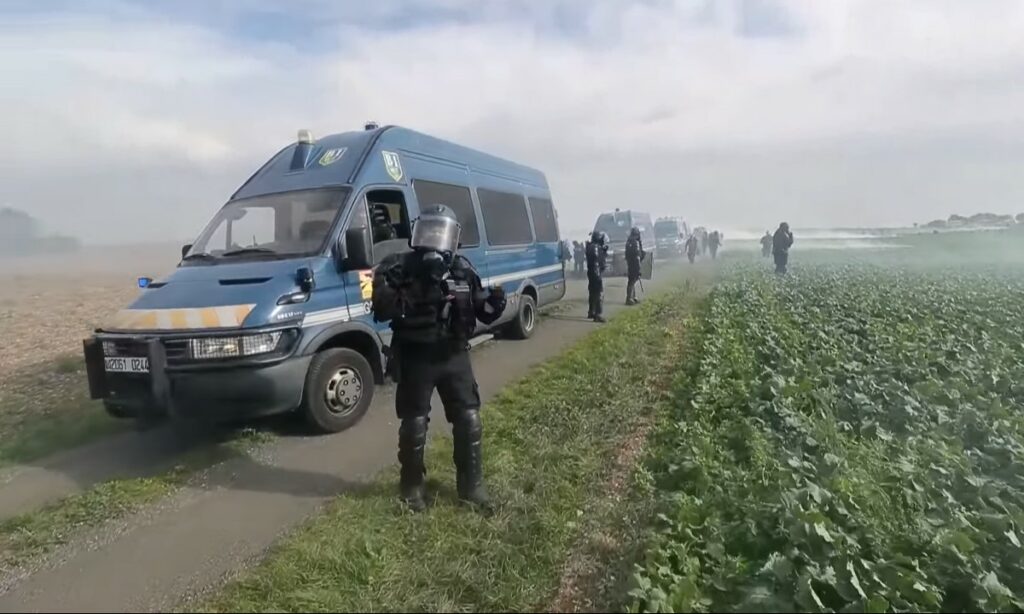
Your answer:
[3,0,1024,244]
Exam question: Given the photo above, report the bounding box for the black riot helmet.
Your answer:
[411,204,461,254]
[590,230,609,245]
[629,226,641,239]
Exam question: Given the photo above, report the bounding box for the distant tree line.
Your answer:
[0,207,80,257]
[922,212,1024,229]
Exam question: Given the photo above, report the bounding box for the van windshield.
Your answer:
[185,188,349,263]
[594,213,631,243]
[655,221,679,238]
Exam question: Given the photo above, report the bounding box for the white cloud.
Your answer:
[2,0,1024,242]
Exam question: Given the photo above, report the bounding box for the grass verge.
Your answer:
[0,429,269,571]
[0,409,122,468]
[0,355,124,467]
[199,279,706,613]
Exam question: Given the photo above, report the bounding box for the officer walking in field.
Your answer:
[772,222,794,274]
[685,233,699,264]
[760,231,773,258]
[585,231,609,322]
[624,226,645,305]
[372,205,507,513]
[708,230,722,260]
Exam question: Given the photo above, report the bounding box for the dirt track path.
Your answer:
[0,264,695,612]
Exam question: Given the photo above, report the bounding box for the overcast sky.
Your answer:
[3,0,1024,243]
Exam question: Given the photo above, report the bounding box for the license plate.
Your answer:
[104,356,149,374]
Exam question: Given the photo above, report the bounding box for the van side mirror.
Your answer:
[181,244,192,259]
[341,227,373,271]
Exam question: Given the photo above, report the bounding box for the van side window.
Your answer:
[528,197,558,243]
[478,189,533,246]
[412,180,480,247]
[364,188,411,265]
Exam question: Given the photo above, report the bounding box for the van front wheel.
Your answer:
[301,348,374,433]
[505,294,537,340]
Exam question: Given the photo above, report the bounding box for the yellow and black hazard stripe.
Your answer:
[107,304,256,331]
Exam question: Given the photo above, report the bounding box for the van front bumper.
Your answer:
[83,334,311,422]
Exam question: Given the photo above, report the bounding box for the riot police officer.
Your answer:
[624,226,645,305]
[708,230,721,260]
[685,233,699,264]
[585,231,609,322]
[371,205,507,513]
[772,222,794,274]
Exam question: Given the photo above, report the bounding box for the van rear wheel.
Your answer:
[505,294,537,340]
[301,348,374,433]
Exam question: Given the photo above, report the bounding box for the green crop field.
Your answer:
[629,242,1024,612]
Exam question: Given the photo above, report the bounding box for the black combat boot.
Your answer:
[398,416,428,512]
[452,409,492,514]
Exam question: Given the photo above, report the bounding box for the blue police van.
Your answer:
[83,124,566,433]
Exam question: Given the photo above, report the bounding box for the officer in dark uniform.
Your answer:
[585,231,609,322]
[624,226,645,305]
[372,205,507,513]
[760,231,773,258]
[685,233,699,264]
[708,230,721,260]
[772,222,794,274]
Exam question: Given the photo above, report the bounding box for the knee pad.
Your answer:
[399,416,428,448]
[452,409,482,440]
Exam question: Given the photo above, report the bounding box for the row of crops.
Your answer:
[629,261,1024,612]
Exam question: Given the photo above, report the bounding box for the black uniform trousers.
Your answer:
[774,250,789,274]
[394,341,480,422]
[626,262,641,303]
[587,272,604,317]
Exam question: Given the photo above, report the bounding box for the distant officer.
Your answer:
[624,226,645,305]
[760,231,772,258]
[573,240,586,275]
[708,230,722,260]
[585,231,609,322]
[372,204,507,513]
[772,222,794,274]
[685,233,699,264]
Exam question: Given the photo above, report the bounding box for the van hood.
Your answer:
[102,257,330,333]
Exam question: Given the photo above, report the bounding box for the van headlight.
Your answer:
[189,332,282,360]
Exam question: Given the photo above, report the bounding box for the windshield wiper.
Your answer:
[182,251,216,261]
[221,247,278,257]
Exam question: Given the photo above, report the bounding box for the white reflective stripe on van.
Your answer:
[348,302,371,317]
[302,306,351,327]
[483,263,563,287]
[300,263,563,329]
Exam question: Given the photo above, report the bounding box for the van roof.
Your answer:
[233,125,548,200]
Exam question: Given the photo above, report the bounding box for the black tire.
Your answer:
[301,348,375,433]
[505,293,537,340]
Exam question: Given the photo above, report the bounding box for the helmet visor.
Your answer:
[411,214,461,253]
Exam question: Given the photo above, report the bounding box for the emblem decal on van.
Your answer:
[318,147,347,167]
[359,270,373,300]
[382,151,403,181]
